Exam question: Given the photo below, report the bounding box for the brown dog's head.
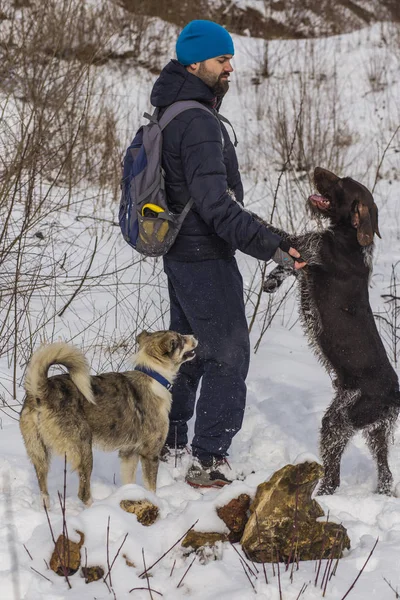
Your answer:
[308,167,381,246]
[136,330,198,369]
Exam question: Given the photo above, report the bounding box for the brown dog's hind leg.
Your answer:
[317,393,355,495]
[363,415,397,495]
[140,455,159,492]
[119,449,140,485]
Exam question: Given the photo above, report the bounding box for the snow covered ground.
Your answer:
[1,19,400,600]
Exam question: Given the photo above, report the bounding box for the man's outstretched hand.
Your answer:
[272,246,307,270]
[288,247,307,270]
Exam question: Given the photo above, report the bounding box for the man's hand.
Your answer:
[272,245,307,270]
[288,247,307,270]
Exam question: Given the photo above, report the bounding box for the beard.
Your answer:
[198,63,230,96]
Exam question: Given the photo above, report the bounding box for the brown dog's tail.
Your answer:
[24,343,95,404]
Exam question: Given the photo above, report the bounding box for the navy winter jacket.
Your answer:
[150,60,282,262]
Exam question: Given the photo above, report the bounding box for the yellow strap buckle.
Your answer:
[141,203,164,217]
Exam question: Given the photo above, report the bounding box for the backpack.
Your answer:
[119,100,221,257]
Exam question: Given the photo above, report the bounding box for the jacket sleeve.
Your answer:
[180,112,282,261]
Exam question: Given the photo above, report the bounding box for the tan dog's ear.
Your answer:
[355,203,374,246]
[136,330,150,346]
[161,333,178,355]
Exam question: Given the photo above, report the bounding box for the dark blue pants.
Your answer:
[163,256,250,461]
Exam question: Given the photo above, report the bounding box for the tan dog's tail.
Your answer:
[25,343,95,404]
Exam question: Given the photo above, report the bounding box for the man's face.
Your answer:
[189,55,233,96]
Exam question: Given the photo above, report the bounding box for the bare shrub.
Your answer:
[365,53,388,94]
[236,36,355,339]
[267,45,352,178]
[377,263,400,367]
[0,0,172,407]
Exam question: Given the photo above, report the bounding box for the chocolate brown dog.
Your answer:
[263,167,400,495]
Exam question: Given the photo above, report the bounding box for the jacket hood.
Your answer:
[150,60,216,108]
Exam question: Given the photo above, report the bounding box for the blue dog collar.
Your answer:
[134,366,173,392]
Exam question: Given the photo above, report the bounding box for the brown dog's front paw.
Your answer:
[376,477,393,496]
[263,265,294,294]
[376,486,393,496]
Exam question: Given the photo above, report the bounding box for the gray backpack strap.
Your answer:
[217,113,238,147]
[143,107,160,123]
[140,101,222,229]
[158,100,215,130]
[177,197,194,222]
[159,101,230,151]
[146,102,238,146]
[157,102,220,219]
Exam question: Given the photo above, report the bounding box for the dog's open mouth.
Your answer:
[309,194,330,211]
[183,349,196,360]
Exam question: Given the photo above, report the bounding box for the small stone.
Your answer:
[123,553,135,568]
[217,494,251,542]
[120,499,159,526]
[181,530,227,552]
[50,531,84,576]
[82,565,104,583]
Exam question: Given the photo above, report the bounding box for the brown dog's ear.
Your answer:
[314,167,340,187]
[136,330,150,346]
[370,202,382,239]
[355,203,374,246]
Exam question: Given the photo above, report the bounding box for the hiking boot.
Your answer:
[185,457,232,488]
[159,444,189,463]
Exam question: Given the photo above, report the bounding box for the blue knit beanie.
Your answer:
[176,20,234,66]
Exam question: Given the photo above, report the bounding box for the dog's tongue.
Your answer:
[309,194,330,208]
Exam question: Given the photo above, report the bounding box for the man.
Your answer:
[150,20,305,488]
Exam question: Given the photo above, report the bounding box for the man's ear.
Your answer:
[186,62,200,73]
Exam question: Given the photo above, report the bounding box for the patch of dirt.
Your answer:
[117,0,400,39]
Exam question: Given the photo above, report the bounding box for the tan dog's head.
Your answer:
[136,330,198,371]
[308,167,381,246]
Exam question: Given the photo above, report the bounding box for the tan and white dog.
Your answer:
[20,330,197,507]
